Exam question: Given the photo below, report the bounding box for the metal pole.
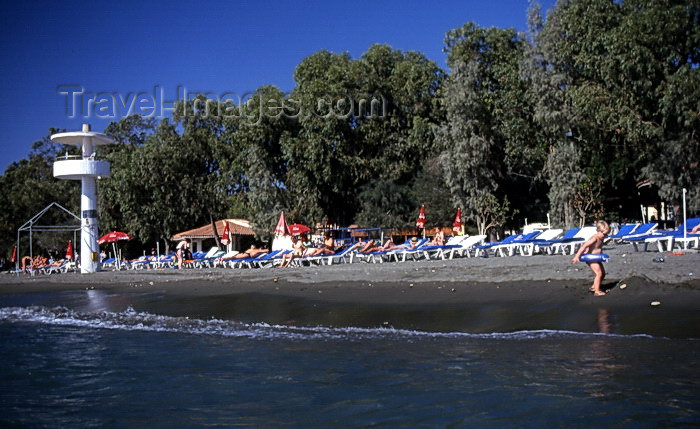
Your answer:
[16,230,20,271]
[682,188,687,241]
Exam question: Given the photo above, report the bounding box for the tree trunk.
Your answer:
[210,212,221,248]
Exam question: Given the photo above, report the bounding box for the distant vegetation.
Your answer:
[2,0,698,256]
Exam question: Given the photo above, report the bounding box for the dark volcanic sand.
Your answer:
[2,245,699,338]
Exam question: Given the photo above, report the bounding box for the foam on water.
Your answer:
[0,305,658,341]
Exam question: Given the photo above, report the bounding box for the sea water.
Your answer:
[1,291,698,428]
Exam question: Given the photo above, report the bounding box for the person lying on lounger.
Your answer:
[352,239,376,253]
[229,245,269,259]
[21,255,48,272]
[360,237,420,253]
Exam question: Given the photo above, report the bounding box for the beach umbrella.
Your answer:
[66,240,74,260]
[10,246,16,263]
[98,231,133,269]
[98,231,133,244]
[416,205,426,229]
[274,211,290,237]
[452,208,462,234]
[288,224,311,236]
[220,222,231,246]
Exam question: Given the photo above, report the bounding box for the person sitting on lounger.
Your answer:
[428,227,445,246]
[279,235,306,268]
[306,232,336,256]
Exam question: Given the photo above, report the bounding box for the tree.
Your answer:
[438,23,537,234]
[533,0,700,220]
[227,85,295,238]
[0,131,81,259]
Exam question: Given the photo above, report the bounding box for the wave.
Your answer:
[0,305,659,341]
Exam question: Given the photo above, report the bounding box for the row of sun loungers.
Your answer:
[621,219,700,251]
[13,219,698,275]
[9,260,77,276]
[124,218,699,271]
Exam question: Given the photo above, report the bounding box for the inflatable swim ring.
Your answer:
[579,253,610,263]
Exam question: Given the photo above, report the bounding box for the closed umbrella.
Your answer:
[416,205,426,229]
[66,240,74,260]
[220,222,231,246]
[11,246,17,264]
[274,212,290,237]
[453,208,462,234]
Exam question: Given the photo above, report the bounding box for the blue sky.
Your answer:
[0,0,554,173]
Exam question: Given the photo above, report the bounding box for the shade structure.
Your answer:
[98,231,133,244]
[274,212,290,237]
[98,231,132,270]
[416,205,426,229]
[220,222,231,246]
[453,208,462,233]
[289,224,311,236]
[66,240,74,260]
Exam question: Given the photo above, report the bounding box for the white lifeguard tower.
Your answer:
[52,124,114,273]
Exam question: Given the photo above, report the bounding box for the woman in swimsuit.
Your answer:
[307,232,336,256]
[279,236,306,268]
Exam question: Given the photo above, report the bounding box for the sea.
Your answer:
[1,289,698,428]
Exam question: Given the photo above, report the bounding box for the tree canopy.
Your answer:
[2,0,698,260]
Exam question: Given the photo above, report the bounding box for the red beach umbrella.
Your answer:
[416,205,426,229]
[98,231,133,244]
[10,246,17,263]
[274,211,290,237]
[288,224,311,236]
[453,208,462,234]
[66,240,74,260]
[98,231,132,269]
[220,222,231,246]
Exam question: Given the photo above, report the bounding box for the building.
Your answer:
[172,219,255,253]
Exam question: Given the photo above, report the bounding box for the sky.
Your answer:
[0,0,555,173]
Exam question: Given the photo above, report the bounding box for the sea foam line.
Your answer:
[0,306,658,341]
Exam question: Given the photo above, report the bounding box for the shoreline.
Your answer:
[1,245,699,338]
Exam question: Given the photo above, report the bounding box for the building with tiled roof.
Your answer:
[172,219,255,253]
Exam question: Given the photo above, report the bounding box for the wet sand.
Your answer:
[2,245,699,338]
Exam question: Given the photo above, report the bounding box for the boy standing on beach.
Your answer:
[572,220,611,296]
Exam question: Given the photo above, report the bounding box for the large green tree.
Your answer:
[533,0,700,222]
[0,131,80,260]
[438,23,546,235]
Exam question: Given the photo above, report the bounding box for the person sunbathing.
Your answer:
[352,239,376,253]
[230,245,269,259]
[428,227,446,246]
[306,233,336,256]
[361,237,419,253]
[21,255,48,272]
[279,236,305,268]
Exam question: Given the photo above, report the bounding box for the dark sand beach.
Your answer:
[2,245,699,338]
